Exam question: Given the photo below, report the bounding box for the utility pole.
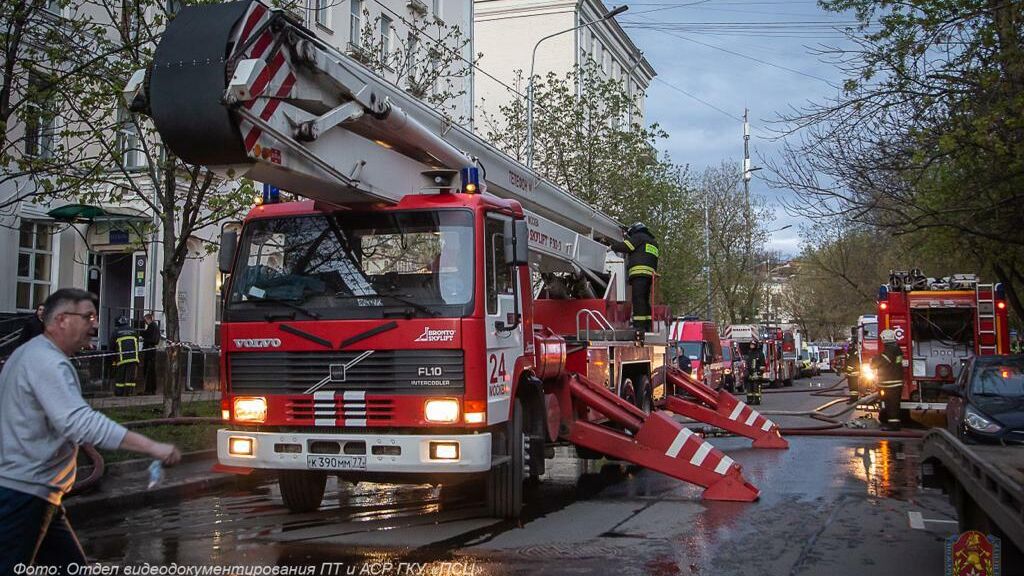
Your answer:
[743,108,751,213]
[704,193,712,321]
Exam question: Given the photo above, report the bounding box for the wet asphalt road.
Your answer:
[74,374,964,575]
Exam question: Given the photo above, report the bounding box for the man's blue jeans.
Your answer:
[0,486,86,575]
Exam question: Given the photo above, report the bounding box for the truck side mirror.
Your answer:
[219,230,238,274]
[503,219,529,266]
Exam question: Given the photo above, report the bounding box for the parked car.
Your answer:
[720,338,748,393]
[669,319,726,390]
[945,355,1024,444]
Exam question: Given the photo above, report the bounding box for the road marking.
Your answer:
[908,511,958,530]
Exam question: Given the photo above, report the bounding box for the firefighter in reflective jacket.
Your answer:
[874,329,904,430]
[746,345,767,405]
[111,316,140,396]
[608,222,659,336]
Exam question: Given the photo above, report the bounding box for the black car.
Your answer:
[945,355,1024,444]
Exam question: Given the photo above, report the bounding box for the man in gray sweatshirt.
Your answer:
[0,288,182,572]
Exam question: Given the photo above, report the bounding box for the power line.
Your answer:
[633,16,836,84]
[653,77,741,121]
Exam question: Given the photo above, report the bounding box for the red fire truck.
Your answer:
[130,0,788,517]
[875,271,1010,415]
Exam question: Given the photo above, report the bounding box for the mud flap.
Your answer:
[566,373,759,502]
[665,367,789,449]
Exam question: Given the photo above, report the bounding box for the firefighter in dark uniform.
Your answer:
[874,329,904,431]
[845,342,861,399]
[746,345,767,405]
[608,223,659,340]
[111,316,140,396]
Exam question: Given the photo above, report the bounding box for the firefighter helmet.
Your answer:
[881,329,897,343]
[627,222,648,236]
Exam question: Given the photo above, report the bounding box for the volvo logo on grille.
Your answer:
[303,350,375,394]
[329,364,347,382]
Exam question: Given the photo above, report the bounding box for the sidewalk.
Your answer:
[87,389,220,410]
[65,450,263,516]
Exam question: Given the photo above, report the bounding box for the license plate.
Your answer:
[306,455,367,470]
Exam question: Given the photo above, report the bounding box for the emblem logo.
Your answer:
[414,327,456,343]
[304,350,375,394]
[945,530,1000,576]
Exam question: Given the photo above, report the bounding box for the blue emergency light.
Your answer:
[460,167,480,194]
[262,183,280,204]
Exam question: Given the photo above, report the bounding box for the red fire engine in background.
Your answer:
[875,271,1010,416]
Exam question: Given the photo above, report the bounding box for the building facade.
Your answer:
[473,0,655,126]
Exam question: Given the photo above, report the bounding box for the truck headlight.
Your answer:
[233,397,267,423]
[425,399,460,423]
[965,406,1002,433]
[860,364,875,382]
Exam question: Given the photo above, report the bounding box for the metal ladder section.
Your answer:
[976,283,998,354]
[560,371,761,501]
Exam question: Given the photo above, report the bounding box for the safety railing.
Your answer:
[575,308,615,341]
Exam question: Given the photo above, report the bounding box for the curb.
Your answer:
[77,448,217,477]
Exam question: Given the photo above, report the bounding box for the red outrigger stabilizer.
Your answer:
[556,372,761,502]
[663,367,789,449]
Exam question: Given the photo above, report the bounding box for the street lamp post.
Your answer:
[526,5,628,169]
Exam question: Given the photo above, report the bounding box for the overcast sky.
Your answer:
[614,0,858,256]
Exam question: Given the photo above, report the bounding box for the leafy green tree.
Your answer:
[697,162,772,324]
[481,62,704,311]
[768,0,1024,323]
[18,0,252,415]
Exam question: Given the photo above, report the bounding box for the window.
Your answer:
[350,0,362,46]
[117,106,144,169]
[24,74,56,159]
[313,0,329,27]
[165,0,183,15]
[485,216,512,315]
[432,0,441,19]
[17,222,54,312]
[380,15,392,58]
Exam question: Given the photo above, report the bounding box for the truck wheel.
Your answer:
[636,374,653,414]
[279,470,327,513]
[487,397,524,519]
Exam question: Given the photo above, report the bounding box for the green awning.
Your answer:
[47,204,148,223]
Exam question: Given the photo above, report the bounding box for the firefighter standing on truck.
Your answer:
[608,223,659,339]
[874,329,903,430]
[111,316,140,396]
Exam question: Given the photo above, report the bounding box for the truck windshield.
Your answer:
[226,210,474,320]
[862,322,878,339]
[679,341,702,360]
